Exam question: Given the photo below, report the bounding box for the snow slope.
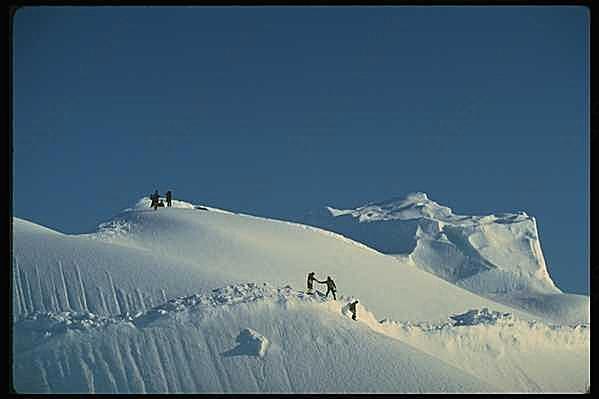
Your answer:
[13,283,589,393]
[13,199,539,324]
[302,192,589,324]
[11,197,590,393]
[12,217,235,320]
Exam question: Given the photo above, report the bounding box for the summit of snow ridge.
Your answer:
[122,196,235,215]
[90,196,236,241]
[128,197,196,211]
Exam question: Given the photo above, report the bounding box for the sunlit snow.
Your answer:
[12,196,589,393]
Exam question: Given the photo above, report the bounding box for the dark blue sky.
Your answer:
[13,6,588,294]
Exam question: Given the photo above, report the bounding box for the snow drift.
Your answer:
[13,283,588,393]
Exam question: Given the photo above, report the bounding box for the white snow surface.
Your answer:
[11,197,590,393]
[13,283,588,393]
[303,192,589,324]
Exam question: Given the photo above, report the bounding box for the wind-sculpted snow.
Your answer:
[14,201,539,324]
[12,216,235,321]
[13,283,589,393]
[303,192,589,324]
[449,308,513,326]
[374,308,589,392]
[91,219,138,244]
[11,197,589,393]
[324,192,531,226]
[13,283,498,393]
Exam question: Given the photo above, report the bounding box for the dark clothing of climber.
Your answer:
[150,190,160,210]
[307,272,318,293]
[166,190,172,207]
[324,277,337,300]
[348,300,359,321]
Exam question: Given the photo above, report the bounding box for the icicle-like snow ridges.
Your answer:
[14,282,589,393]
[16,282,588,353]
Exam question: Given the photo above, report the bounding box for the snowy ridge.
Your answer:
[12,196,589,393]
[12,215,235,321]
[16,283,588,347]
[127,197,195,211]
[13,208,537,326]
[15,283,358,334]
[14,283,589,393]
[449,308,514,326]
[29,199,537,324]
[373,309,589,392]
[235,211,383,256]
[127,197,237,215]
[14,283,500,393]
[326,192,530,225]
[92,198,379,256]
[89,198,233,244]
[303,192,588,324]
[12,217,66,236]
[14,283,324,335]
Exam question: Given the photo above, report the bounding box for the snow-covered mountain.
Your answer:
[302,192,589,324]
[14,283,588,393]
[11,197,590,393]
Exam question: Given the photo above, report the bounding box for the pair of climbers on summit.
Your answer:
[150,190,173,210]
[307,272,337,300]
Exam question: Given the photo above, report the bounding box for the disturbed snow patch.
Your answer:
[13,311,137,352]
[223,328,270,357]
[14,283,326,336]
[92,218,137,242]
[449,308,513,326]
[15,311,136,335]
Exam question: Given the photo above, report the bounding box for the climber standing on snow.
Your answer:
[166,190,172,207]
[348,300,359,321]
[150,190,160,210]
[306,272,320,294]
[323,276,337,300]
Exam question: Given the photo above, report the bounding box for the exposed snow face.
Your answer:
[16,197,550,325]
[13,283,589,393]
[303,193,587,324]
[375,306,589,393]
